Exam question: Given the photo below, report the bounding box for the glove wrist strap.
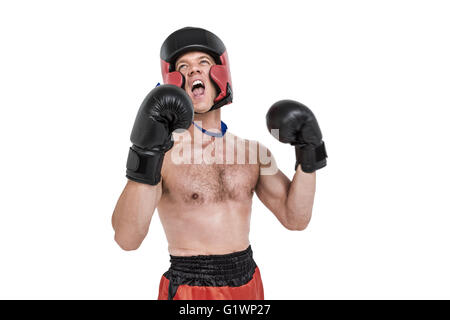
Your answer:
[126,145,166,185]
[295,141,327,173]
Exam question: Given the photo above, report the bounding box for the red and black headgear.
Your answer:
[160,27,233,112]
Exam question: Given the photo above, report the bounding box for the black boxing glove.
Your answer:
[126,85,194,185]
[266,100,327,173]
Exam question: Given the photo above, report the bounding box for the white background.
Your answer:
[1,0,449,299]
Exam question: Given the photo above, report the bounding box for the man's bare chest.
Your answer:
[161,163,259,204]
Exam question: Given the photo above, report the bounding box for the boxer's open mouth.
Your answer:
[191,79,205,97]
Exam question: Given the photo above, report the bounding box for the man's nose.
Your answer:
[188,65,201,76]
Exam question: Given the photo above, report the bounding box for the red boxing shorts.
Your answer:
[158,246,264,300]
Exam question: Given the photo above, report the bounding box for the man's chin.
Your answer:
[193,103,211,114]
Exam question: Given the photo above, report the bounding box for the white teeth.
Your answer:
[193,80,204,86]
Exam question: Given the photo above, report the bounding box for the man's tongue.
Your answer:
[192,87,205,97]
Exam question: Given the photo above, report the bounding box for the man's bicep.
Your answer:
[255,169,291,212]
[255,142,291,215]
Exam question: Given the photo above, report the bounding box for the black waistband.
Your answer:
[164,246,257,287]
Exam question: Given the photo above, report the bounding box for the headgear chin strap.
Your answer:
[160,27,233,113]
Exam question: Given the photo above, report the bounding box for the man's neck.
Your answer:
[192,109,222,132]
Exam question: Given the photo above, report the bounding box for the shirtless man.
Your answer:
[112,27,327,300]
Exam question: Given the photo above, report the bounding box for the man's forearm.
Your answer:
[112,180,161,250]
[284,169,316,230]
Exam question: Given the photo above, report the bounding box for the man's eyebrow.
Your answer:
[176,55,214,68]
[197,55,213,61]
[175,58,187,69]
